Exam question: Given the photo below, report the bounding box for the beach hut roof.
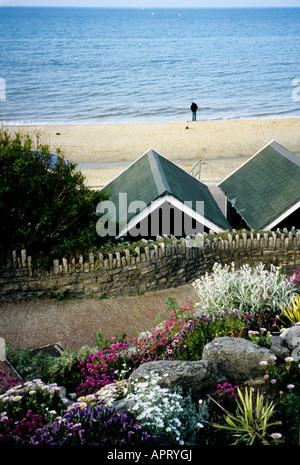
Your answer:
[101,148,231,235]
[218,140,300,230]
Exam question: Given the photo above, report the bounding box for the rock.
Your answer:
[128,359,227,400]
[112,397,136,412]
[270,336,290,361]
[202,337,276,383]
[280,325,300,361]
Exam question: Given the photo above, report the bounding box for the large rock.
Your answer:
[128,359,227,399]
[202,337,276,383]
[280,325,300,361]
[270,336,290,361]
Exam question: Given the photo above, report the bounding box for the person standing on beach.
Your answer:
[190,102,198,121]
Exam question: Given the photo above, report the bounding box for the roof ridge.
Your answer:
[269,140,300,167]
[147,149,171,196]
[218,140,300,187]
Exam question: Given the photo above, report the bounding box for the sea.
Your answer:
[0,6,300,125]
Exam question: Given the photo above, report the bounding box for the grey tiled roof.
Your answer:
[218,141,300,230]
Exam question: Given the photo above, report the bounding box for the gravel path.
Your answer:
[0,284,198,353]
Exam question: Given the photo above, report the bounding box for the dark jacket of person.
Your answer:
[190,102,198,112]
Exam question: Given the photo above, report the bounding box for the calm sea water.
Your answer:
[0,7,299,125]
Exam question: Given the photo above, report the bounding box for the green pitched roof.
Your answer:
[102,149,231,231]
[218,141,300,230]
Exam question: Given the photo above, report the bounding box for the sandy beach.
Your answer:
[3,118,300,189]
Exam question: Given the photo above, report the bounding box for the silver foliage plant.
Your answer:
[192,262,295,314]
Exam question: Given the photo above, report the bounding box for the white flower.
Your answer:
[260,361,268,367]
[5,388,16,395]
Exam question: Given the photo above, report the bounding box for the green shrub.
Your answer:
[6,345,55,382]
[170,310,246,361]
[47,346,91,393]
[0,131,109,267]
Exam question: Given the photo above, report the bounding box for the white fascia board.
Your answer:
[116,194,225,238]
[263,200,300,230]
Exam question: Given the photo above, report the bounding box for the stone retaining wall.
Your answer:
[1,229,300,300]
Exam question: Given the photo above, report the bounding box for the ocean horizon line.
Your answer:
[2,5,300,7]
[1,5,300,8]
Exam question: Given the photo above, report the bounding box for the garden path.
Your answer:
[0,284,197,353]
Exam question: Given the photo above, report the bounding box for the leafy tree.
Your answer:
[0,131,109,267]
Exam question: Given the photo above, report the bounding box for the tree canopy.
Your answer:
[0,131,109,268]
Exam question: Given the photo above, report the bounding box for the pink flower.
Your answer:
[271,433,282,440]
[260,361,268,367]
